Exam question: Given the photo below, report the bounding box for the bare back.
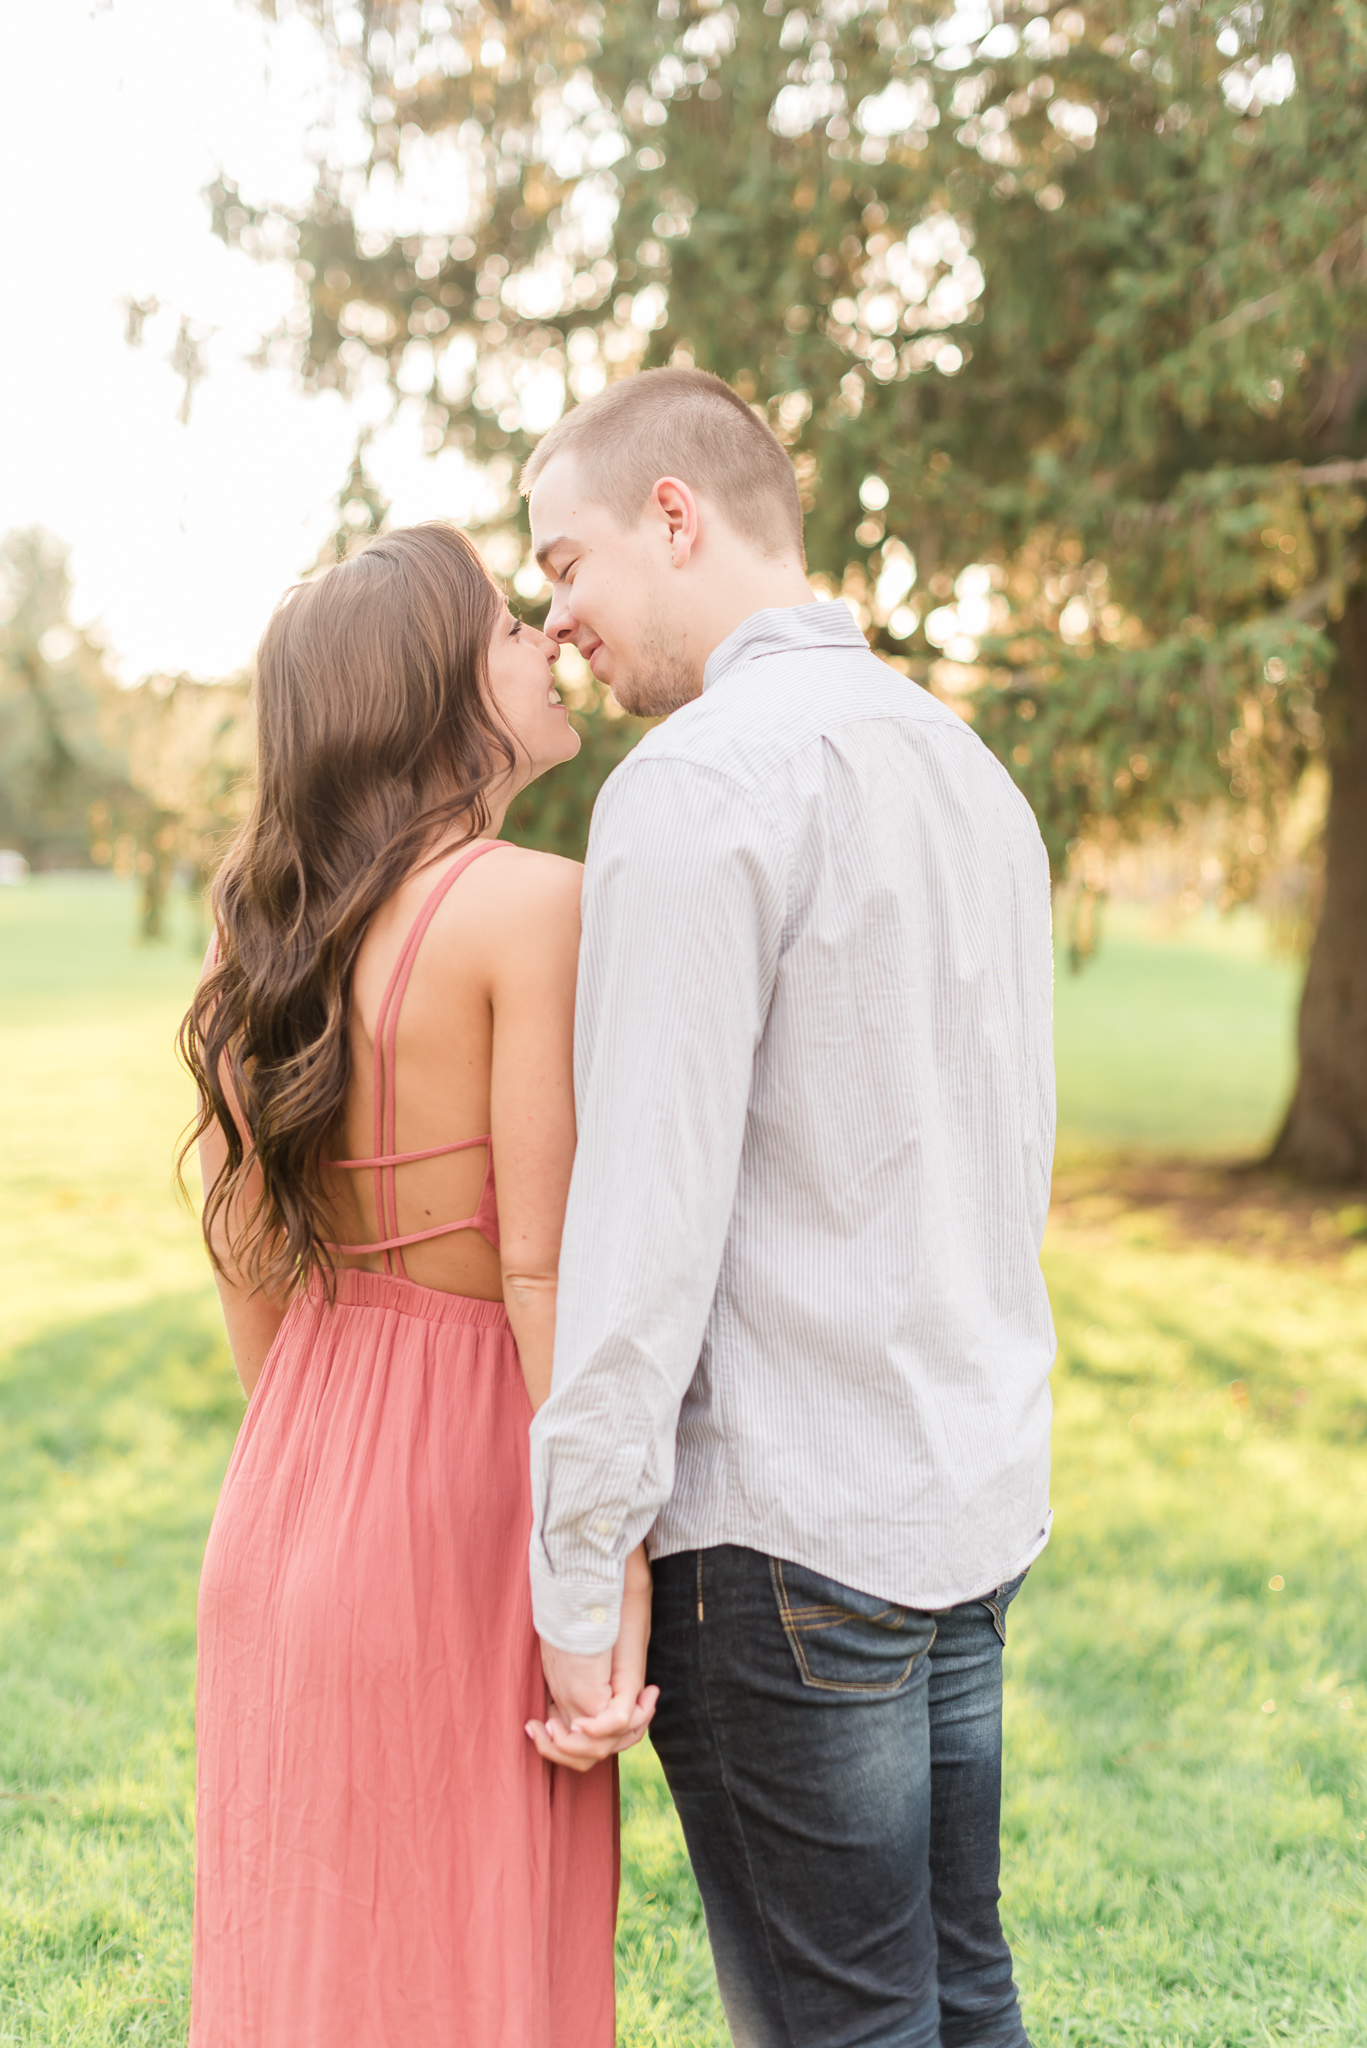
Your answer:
[200,834,582,1395]
[328,837,582,1299]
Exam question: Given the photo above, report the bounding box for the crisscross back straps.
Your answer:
[353,838,508,1278]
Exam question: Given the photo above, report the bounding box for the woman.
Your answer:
[181,524,655,2048]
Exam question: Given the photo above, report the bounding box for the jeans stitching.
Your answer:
[784,1603,909,1633]
[771,1559,936,1696]
[980,1576,1024,1647]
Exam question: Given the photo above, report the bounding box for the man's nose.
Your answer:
[543,585,578,643]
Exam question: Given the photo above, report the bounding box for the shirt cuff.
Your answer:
[529,1553,625,1657]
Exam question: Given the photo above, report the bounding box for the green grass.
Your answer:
[1,879,1363,2045]
[1054,905,1301,1157]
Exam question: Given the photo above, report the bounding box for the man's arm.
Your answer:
[528,753,787,1674]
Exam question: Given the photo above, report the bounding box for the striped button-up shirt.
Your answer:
[529,600,1056,1656]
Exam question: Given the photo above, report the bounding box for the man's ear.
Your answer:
[651,477,701,567]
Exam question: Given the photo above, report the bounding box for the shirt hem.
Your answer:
[646,1507,1053,1615]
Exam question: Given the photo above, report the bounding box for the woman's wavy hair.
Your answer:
[178,522,510,1299]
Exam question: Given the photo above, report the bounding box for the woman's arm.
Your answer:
[476,851,657,1767]
[482,852,583,1412]
[199,1094,287,1400]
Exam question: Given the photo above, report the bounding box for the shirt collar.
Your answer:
[702,600,868,694]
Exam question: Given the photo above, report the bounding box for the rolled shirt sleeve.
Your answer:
[528,754,787,1655]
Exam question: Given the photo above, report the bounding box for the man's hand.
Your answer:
[526,1546,658,1771]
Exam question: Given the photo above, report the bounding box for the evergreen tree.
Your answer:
[219,1,1367,1177]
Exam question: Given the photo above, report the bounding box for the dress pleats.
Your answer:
[192,1268,618,2048]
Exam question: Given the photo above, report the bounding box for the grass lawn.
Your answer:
[1,879,1363,2046]
[1052,904,1302,1160]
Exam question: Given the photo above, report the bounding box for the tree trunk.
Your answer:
[1269,591,1367,1183]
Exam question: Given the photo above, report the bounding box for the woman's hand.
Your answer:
[526,1545,657,1772]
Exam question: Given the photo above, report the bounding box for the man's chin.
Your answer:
[589,650,642,716]
[614,667,699,719]
[607,674,660,719]
[596,616,698,717]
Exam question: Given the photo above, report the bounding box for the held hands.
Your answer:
[526,1544,658,1772]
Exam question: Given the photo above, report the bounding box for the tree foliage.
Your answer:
[101,670,254,938]
[0,532,133,872]
[217,5,1358,832]
[0,530,252,936]
[210,0,1367,1171]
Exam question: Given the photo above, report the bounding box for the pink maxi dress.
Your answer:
[191,842,618,2048]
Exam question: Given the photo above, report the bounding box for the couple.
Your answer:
[184,367,1056,2048]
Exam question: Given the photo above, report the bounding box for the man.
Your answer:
[523,367,1055,2048]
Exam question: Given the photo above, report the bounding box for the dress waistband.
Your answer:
[307,1266,511,1330]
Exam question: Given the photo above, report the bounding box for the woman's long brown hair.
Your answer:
[178,523,509,1299]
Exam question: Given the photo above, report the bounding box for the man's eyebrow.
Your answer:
[533,533,577,573]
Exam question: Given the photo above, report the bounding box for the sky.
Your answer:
[1,0,492,681]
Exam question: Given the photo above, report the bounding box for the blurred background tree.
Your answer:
[0,528,251,939]
[0,531,136,873]
[173,3,1367,1173]
[103,671,254,941]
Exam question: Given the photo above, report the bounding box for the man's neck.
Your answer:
[689,561,817,684]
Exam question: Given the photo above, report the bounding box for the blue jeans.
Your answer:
[646,1546,1032,2048]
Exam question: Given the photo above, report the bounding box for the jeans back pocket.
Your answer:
[769,1558,937,1696]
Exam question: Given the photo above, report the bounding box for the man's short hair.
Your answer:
[520,367,804,559]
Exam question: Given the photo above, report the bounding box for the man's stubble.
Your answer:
[608,603,700,719]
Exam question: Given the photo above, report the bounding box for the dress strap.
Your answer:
[370,840,508,1278]
[329,1136,491,1171]
[333,1212,490,1257]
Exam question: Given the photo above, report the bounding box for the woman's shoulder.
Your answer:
[421,841,580,996]
[427,839,581,952]
[478,841,581,909]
